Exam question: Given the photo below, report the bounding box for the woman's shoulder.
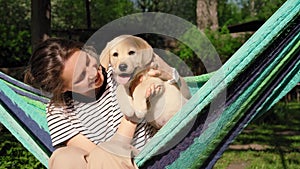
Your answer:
[46,100,74,115]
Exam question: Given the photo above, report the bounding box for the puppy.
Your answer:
[100,35,191,128]
[129,70,187,129]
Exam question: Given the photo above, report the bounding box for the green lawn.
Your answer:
[214,102,300,169]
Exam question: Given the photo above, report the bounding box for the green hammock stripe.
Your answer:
[254,45,300,119]
[184,72,215,95]
[135,0,300,166]
[190,51,300,169]
[0,0,298,168]
[0,101,49,167]
[0,79,49,132]
[21,95,47,114]
[169,25,300,168]
[235,32,300,114]
[2,77,49,120]
[2,77,49,101]
[173,41,300,169]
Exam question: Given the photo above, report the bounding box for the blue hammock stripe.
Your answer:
[0,71,47,97]
[204,41,300,169]
[138,13,300,169]
[0,89,54,154]
[0,72,50,104]
[135,0,300,168]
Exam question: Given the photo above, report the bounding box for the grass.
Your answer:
[214,102,300,169]
[0,102,299,168]
[0,130,45,169]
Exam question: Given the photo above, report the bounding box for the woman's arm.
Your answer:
[66,133,97,153]
[65,117,136,153]
[113,116,137,144]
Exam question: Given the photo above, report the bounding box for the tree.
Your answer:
[51,0,137,30]
[31,0,51,50]
[196,0,218,30]
[136,0,197,24]
[217,0,286,27]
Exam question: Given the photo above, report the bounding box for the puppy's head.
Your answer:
[100,35,154,84]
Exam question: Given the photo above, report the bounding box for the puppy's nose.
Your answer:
[119,64,128,72]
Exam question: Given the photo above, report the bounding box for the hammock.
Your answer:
[0,0,299,168]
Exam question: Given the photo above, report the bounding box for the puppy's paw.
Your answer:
[132,98,148,119]
[146,83,164,99]
[135,110,147,119]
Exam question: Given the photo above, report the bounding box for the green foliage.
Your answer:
[51,0,138,30]
[204,27,251,62]
[0,129,45,169]
[0,0,31,67]
[173,42,205,75]
[90,0,138,28]
[137,0,197,24]
[0,0,286,68]
[239,0,286,22]
[218,0,286,26]
[169,25,252,74]
[51,0,86,29]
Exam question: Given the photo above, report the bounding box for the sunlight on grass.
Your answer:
[214,101,300,169]
[214,150,300,169]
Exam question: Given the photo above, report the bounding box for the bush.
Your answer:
[0,128,45,169]
[0,0,31,68]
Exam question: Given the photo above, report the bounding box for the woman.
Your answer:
[25,38,158,169]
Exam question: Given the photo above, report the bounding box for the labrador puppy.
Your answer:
[99,35,191,128]
[129,70,187,129]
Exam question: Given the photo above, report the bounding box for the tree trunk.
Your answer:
[85,0,91,29]
[196,0,218,30]
[31,0,51,50]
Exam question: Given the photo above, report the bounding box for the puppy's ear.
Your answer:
[134,36,154,66]
[99,43,110,71]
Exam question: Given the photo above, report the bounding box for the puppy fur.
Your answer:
[100,35,191,129]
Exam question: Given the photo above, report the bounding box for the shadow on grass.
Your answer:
[215,101,300,169]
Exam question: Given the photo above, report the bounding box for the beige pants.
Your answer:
[48,146,138,169]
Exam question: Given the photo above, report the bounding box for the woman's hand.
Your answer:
[147,68,172,81]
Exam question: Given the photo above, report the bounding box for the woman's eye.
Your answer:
[74,71,86,84]
[113,52,118,57]
[128,51,135,55]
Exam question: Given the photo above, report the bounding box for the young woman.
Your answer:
[24,38,158,169]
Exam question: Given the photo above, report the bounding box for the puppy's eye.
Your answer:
[113,52,118,57]
[128,51,135,55]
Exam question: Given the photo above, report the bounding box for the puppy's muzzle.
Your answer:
[119,63,128,72]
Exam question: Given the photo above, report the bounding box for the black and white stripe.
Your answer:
[46,67,155,150]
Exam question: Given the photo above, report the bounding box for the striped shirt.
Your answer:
[46,66,156,150]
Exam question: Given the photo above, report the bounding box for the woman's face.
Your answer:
[61,50,104,97]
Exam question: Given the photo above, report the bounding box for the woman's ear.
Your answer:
[61,88,68,93]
